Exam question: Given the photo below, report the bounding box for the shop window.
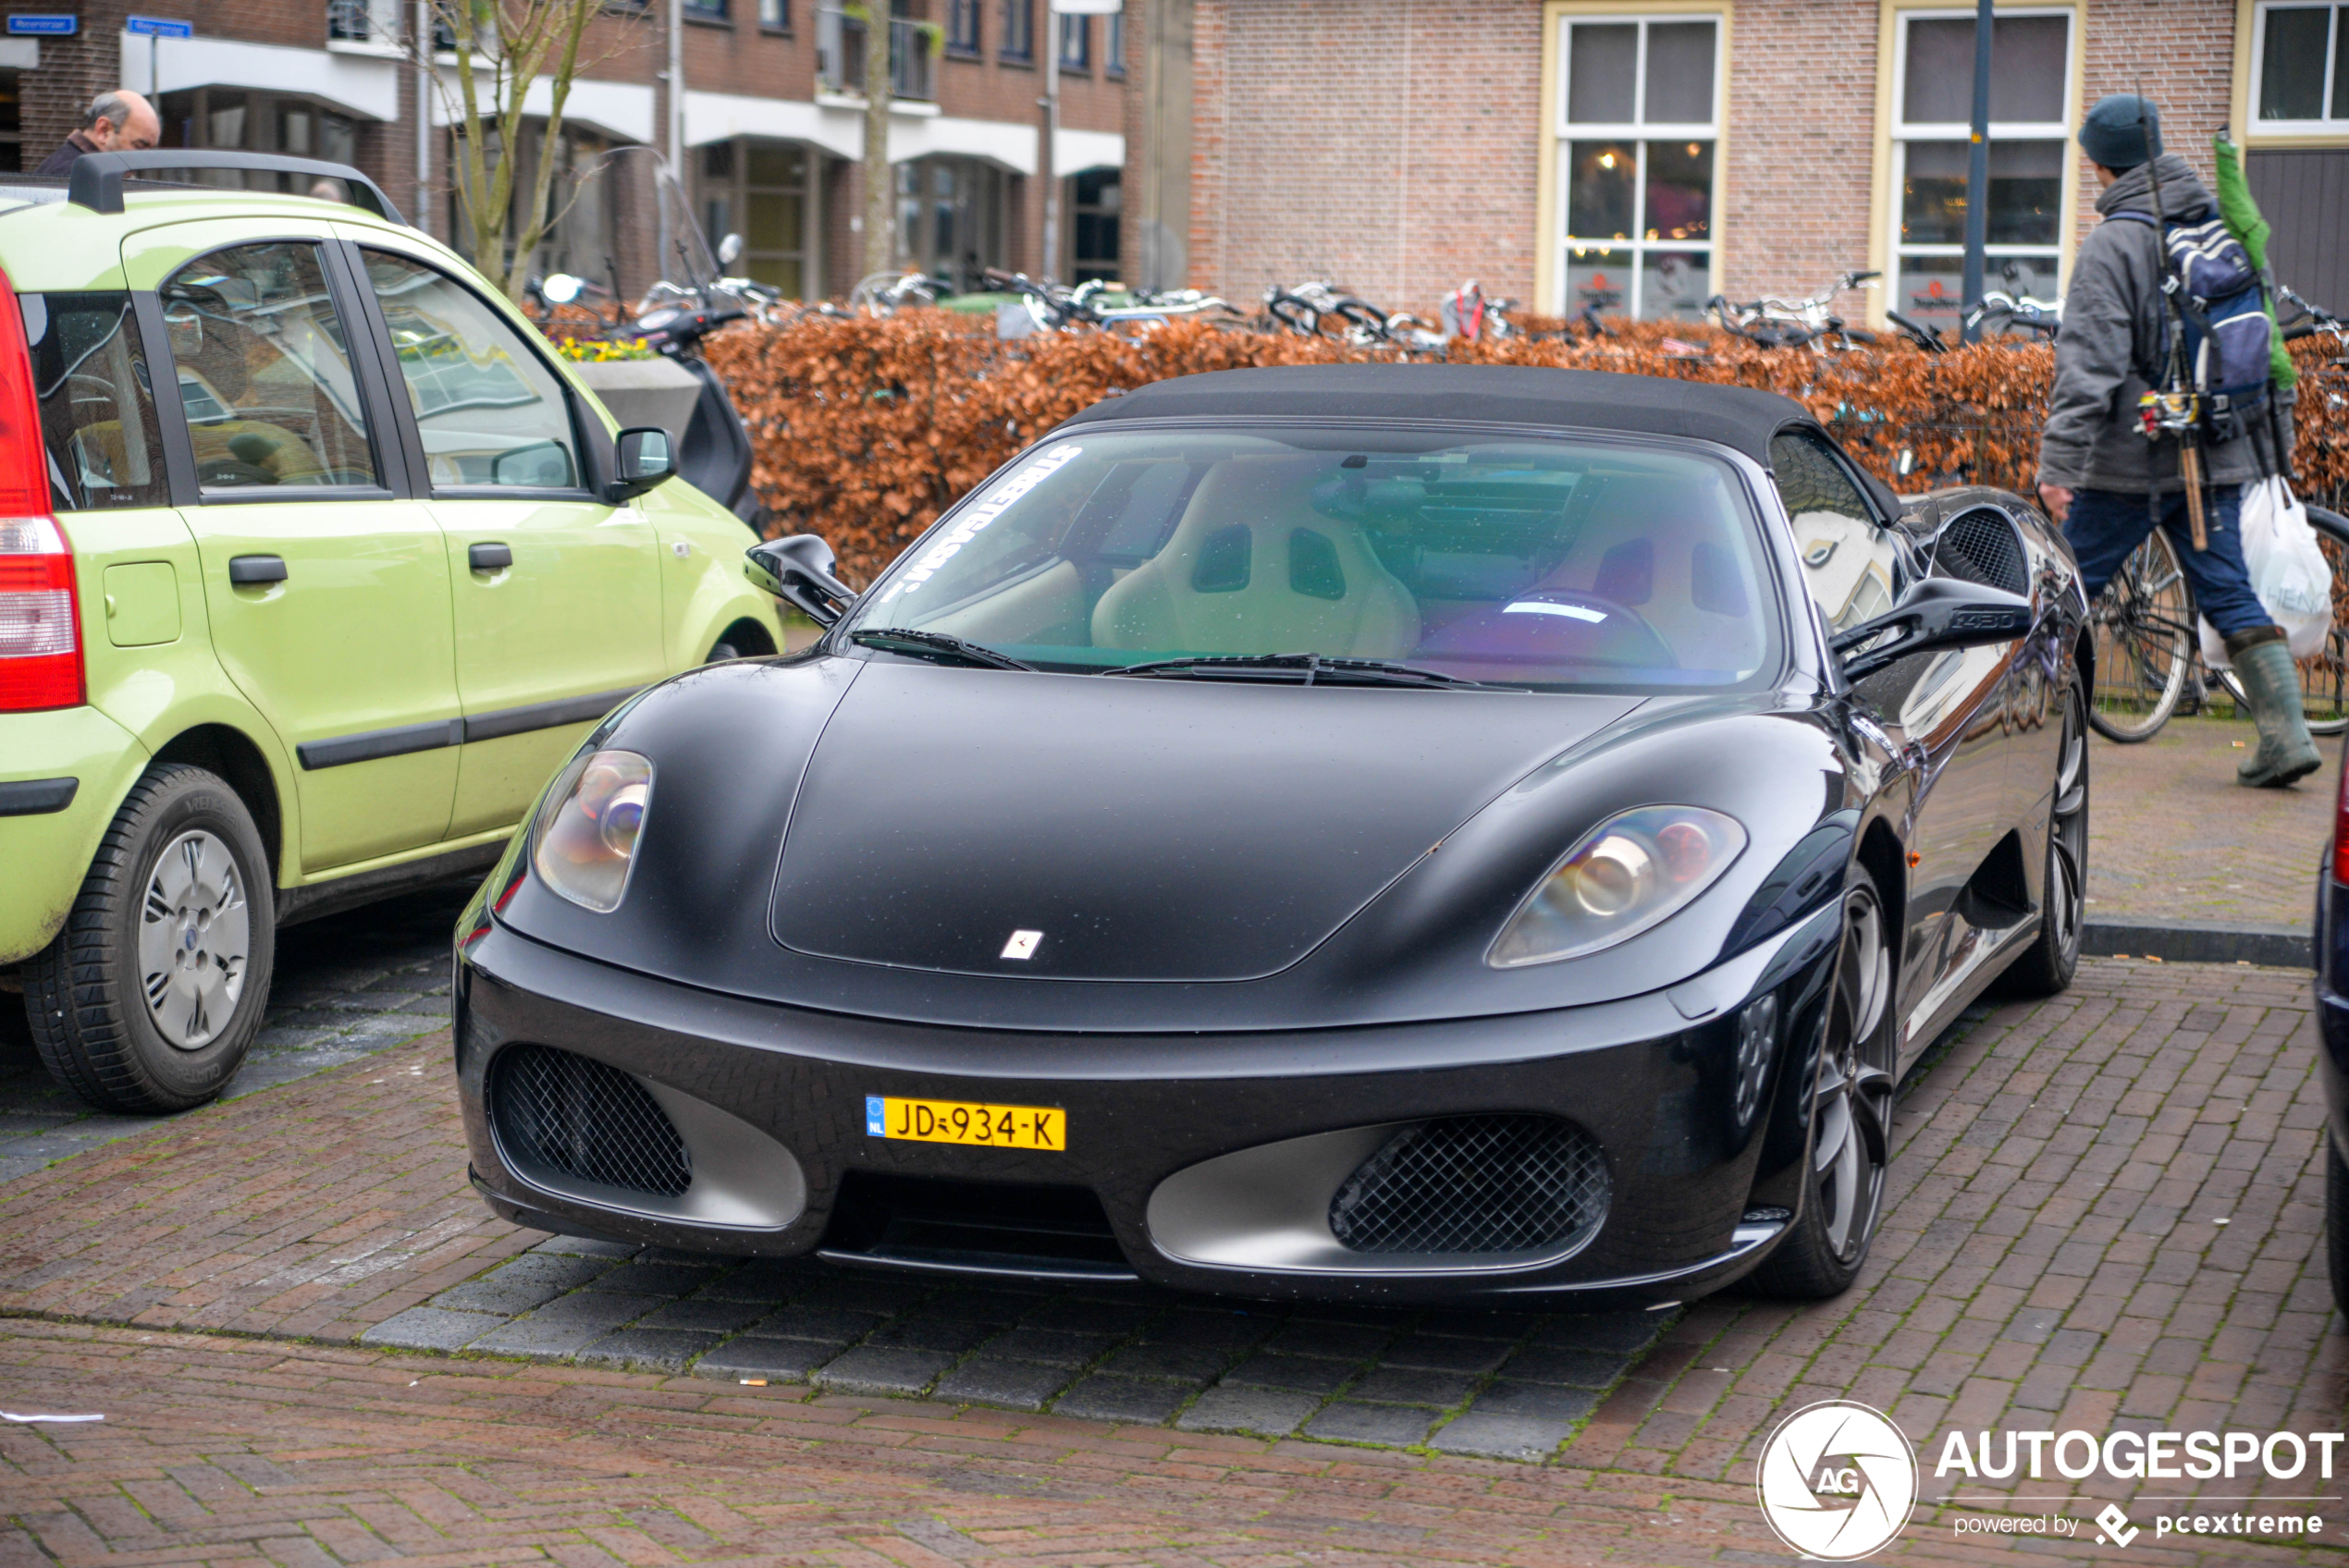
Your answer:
[1556,15,1718,321]
[156,89,361,193]
[1891,9,2071,332]
[2255,4,2349,126]
[1071,167,1119,283]
[1002,0,1033,59]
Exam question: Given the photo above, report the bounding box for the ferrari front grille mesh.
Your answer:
[1327,1114,1608,1255]
[1935,509,2029,596]
[489,1044,692,1197]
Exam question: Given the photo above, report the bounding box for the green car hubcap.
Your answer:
[138,829,251,1050]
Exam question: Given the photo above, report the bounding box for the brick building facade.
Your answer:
[9,0,1152,300]
[1187,0,2349,326]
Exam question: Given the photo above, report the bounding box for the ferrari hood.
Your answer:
[769,663,1642,982]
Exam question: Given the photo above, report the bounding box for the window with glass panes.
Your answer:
[2254,5,2349,128]
[1556,15,1719,321]
[1002,0,1033,58]
[1891,9,2072,331]
[703,140,812,299]
[947,0,981,54]
[1058,12,1088,67]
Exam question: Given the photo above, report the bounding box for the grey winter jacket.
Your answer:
[2036,153,2285,495]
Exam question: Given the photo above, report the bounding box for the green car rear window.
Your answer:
[23,292,170,511]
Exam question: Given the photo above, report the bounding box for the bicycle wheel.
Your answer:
[2086,524,2194,741]
[2210,504,2349,734]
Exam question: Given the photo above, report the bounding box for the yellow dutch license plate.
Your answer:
[866,1095,1066,1150]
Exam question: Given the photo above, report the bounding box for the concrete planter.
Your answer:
[572,357,704,447]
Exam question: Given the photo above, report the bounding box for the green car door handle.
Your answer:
[469,542,514,571]
[228,555,287,585]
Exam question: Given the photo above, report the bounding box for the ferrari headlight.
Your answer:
[531,749,654,913]
[1488,805,1747,967]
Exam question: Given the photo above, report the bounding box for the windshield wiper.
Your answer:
[849,628,1038,671]
[1101,652,1485,689]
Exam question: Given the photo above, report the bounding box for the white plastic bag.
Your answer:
[2195,477,2333,668]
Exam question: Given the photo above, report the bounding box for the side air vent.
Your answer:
[1328,1114,1609,1255]
[489,1044,692,1197]
[1934,508,2029,596]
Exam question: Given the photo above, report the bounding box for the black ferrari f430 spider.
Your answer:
[453,364,2088,1307]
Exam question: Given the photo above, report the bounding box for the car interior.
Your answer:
[886,434,1778,688]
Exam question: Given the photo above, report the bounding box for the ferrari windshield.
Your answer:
[849,427,1783,691]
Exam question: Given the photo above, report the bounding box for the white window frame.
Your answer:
[1554,11,1723,320]
[2251,3,2349,132]
[1887,6,2074,313]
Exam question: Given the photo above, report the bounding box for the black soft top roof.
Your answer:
[1056,363,1816,465]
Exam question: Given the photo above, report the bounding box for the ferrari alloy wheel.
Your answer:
[23,764,275,1114]
[1999,677,2088,998]
[1750,875,1896,1299]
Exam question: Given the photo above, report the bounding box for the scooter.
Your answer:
[540,153,772,534]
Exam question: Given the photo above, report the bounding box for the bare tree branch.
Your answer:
[410,0,646,303]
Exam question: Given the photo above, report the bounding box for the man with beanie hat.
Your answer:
[2037,92,2319,787]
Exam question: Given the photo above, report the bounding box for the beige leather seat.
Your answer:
[1543,472,1765,673]
[1092,455,1420,657]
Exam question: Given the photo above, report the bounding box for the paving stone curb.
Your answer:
[2083,915,2313,968]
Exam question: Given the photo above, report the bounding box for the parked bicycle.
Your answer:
[2087,508,2349,741]
[1708,269,1880,350]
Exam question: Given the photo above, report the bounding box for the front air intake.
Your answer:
[1328,1114,1609,1255]
[489,1044,692,1197]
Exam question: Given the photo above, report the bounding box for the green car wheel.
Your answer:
[23,764,276,1114]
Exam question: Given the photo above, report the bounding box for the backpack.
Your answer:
[2109,210,2275,440]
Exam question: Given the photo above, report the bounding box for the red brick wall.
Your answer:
[1188,0,2257,315]
[1187,0,1543,312]
[1719,0,1879,302]
[2072,0,2239,242]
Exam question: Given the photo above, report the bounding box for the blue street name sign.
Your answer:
[124,15,192,36]
[6,14,79,33]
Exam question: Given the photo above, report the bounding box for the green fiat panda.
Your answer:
[0,152,784,1114]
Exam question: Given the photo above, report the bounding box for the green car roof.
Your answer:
[0,178,415,292]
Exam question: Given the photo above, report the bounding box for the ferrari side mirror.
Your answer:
[1832,577,2033,683]
[746,533,857,626]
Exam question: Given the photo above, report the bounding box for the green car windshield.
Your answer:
[849,427,1783,691]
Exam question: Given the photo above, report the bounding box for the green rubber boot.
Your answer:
[2227,627,2323,788]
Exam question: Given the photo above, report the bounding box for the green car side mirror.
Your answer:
[605,427,674,504]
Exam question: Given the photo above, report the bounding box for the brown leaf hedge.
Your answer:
[702,314,2349,588]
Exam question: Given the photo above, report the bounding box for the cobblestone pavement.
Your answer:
[0,957,2339,1539]
[0,1020,1670,1465]
[0,958,2341,1563]
[0,887,468,1183]
[2085,717,2335,926]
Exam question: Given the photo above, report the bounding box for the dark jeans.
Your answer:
[2062,484,2272,639]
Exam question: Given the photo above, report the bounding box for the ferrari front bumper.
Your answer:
[454,907,1841,1308]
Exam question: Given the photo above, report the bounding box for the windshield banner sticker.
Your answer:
[878,444,1083,604]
